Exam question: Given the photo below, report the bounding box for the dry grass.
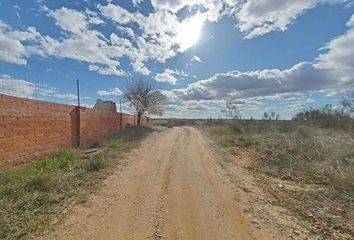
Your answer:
[0,126,154,240]
[202,118,354,239]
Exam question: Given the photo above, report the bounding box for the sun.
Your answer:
[177,14,205,52]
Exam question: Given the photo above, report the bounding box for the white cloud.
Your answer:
[131,60,151,75]
[97,87,123,97]
[347,14,354,27]
[132,0,144,7]
[3,1,348,81]
[99,3,207,64]
[107,7,181,62]
[89,64,126,76]
[44,7,132,76]
[99,3,137,25]
[191,55,202,63]
[0,9,131,77]
[85,9,105,25]
[0,20,49,65]
[0,74,35,98]
[149,0,347,39]
[47,7,88,33]
[155,68,187,84]
[1,0,350,79]
[315,13,354,81]
[235,0,317,38]
[234,0,347,39]
[116,25,135,38]
[150,0,200,13]
[0,74,77,100]
[164,61,345,103]
[150,0,224,22]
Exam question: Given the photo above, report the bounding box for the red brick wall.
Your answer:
[79,108,121,145]
[0,94,148,169]
[121,113,136,127]
[0,94,74,168]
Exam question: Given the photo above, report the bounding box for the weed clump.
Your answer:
[84,154,106,172]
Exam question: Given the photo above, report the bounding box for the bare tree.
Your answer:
[124,79,164,125]
[263,111,280,120]
[221,101,241,119]
[342,90,354,116]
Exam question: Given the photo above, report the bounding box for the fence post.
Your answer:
[70,106,80,147]
[76,79,80,107]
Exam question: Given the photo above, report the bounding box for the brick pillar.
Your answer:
[119,112,123,130]
[70,106,80,147]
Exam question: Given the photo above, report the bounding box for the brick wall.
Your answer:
[79,108,121,145]
[0,94,148,169]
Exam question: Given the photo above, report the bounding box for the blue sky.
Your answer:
[0,0,353,119]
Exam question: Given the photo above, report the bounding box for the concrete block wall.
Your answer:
[0,94,148,169]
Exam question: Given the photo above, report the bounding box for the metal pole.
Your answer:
[119,99,122,113]
[76,79,80,107]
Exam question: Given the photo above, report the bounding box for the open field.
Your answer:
[201,118,354,239]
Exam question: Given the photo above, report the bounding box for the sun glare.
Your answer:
[177,14,204,52]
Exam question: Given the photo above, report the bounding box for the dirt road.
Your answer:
[42,127,264,239]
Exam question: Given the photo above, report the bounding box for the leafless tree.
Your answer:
[341,90,354,116]
[124,79,164,125]
[263,111,280,120]
[221,101,241,119]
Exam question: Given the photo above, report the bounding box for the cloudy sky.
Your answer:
[0,0,353,119]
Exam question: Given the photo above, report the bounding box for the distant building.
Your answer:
[93,99,117,112]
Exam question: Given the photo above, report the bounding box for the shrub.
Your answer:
[82,148,108,173]
[84,158,105,172]
[293,105,354,131]
[228,121,244,134]
[255,127,354,190]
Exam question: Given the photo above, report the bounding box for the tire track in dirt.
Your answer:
[191,128,255,239]
[40,127,258,240]
[152,128,184,239]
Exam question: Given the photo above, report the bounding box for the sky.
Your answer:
[0,0,353,119]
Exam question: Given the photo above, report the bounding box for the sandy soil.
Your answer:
[40,127,304,240]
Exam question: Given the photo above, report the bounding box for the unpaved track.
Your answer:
[43,127,256,240]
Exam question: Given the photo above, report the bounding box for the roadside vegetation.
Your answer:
[152,118,202,127]
[0,126,154,240]
[200,105,354,239]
